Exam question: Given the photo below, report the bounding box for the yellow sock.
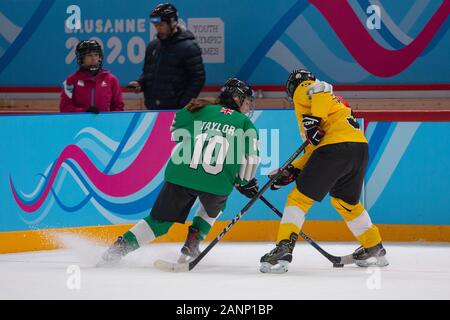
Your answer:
[331,197,382,248]
[276,188,314,243]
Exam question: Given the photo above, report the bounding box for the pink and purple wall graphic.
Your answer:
[2,110,450,233]
[3,112,175,230]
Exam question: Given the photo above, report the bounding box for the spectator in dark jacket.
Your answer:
[128,3,205,110]
[60,40,124,113]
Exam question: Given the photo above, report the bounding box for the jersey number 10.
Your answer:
[189,133,230,175]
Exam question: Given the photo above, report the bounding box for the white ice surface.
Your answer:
[1,234,449,300]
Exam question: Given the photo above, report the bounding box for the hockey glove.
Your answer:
[302,115,324,146]
[269,164,301,190]
[235,178,259,198]
[87,106,99,114]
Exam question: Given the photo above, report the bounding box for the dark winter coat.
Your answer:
[137,28,205,110]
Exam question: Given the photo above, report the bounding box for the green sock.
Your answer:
[143,215,173,237]
[192,216,214,240]
[122,216,173,251]
[122,231,140,251]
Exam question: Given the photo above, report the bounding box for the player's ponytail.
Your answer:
[186,98,218,112]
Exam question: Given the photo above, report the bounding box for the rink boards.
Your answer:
[1,110,450,252]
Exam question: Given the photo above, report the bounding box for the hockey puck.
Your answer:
[333,263,344,268]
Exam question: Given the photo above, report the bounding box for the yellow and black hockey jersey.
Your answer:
[292,80,367,169]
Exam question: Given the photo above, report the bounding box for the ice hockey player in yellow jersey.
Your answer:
[260,69,388,273]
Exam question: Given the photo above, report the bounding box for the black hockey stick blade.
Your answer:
[299,231,354,266]
[259,195,354,266]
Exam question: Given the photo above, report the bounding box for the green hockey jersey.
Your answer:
[165,104,260,196]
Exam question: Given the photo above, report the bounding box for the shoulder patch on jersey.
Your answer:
[307,81,333,98]
[220,107,234,115]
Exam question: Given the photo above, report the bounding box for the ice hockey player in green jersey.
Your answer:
[100,78,260,265]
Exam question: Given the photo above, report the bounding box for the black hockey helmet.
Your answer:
[150,3,178,24]
[218,78,255,112]
[285,69,316,100]
[75,40,103,73]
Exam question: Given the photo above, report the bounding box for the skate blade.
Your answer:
[177,254,195,264]
[354,256,389,268]
[95,258,120,268]
[154,259,190,272]
[339,254,355,265]
[259,261,289,274]
[95,260,107,268]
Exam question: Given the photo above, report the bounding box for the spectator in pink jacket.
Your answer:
[60,40,124,113]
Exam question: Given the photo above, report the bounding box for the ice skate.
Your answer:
[97,236,132,267]
[259,233,298,273]
[353,242,389,267]
[177,226,201,263]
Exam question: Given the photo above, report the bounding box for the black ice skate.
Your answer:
[259,233,298,273]
[178,226,201,263]
[353,242,389,267]
[98,236,132,266]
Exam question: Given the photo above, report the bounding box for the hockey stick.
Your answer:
[154,141,310,272]
[259,196,354,267]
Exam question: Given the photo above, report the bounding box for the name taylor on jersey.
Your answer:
[199,121,237,136]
